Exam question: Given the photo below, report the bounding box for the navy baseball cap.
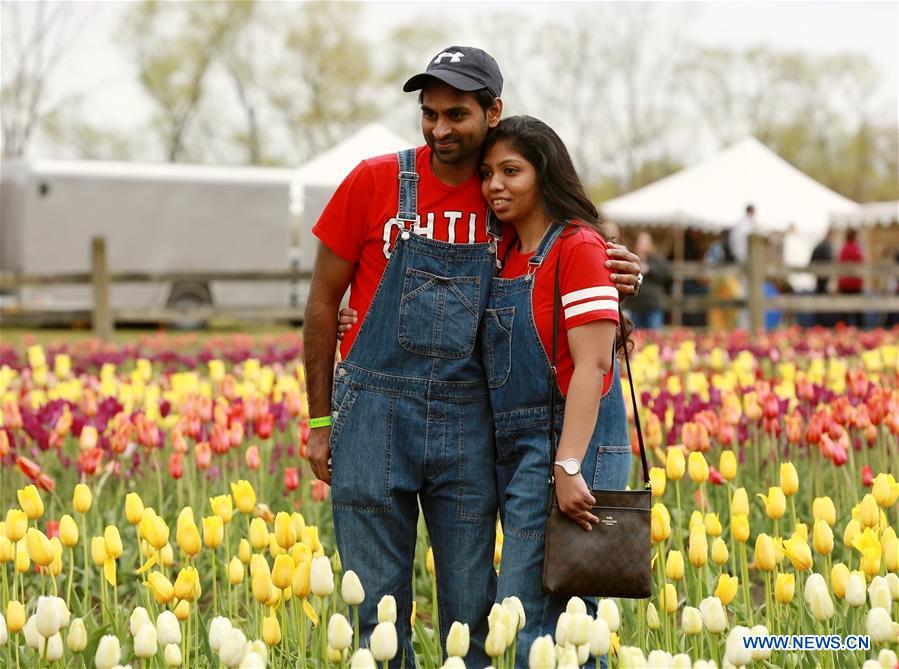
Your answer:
[403,46,503,98]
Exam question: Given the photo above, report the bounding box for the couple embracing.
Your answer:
[304,46,643,668]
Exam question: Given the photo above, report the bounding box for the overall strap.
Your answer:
[528,222,566,276]
[396,148,419,226]
[486,210,503,239]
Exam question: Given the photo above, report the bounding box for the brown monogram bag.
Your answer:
[541,244,652,598]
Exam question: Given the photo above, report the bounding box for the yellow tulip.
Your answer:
[272,554,294,590]
[649,467,667,497]
[160,543,174,567]
[291,512,306,538]
[59,514,79,548]
[263,614,281,645]
[872,473,899,508]
[659,582,678,614]
[689,511,705,533]
[704,513,723,537]
[731,487,749,516]
[843,519,861,549]
[812,520,834,556]
[238,538,251,564]
[719,450,737,481]
[731,514,750,543]
[6,600,26,633]
[884,534,898,572]
[5,509,27,542]
[830,562,850,598]
[852,527,882,577]
[48,537,63,576]
[209,495,234,524]
[147,571,174,604]
[291,542,312,567]
[711,538,729,566]
[25,527,55,567]
[202,516,223,549]
[73,484,92,514]
[665,448,685,481]
[775,572,795,604]
[754,534,777,572]
[139,514,169,550]
[783,533,813,571]
[91,536,108,566]
[274,512,297,549]
[302,526,322,553]
[125,493,145,525]
[292,558,311,598]
[249,518,269,551]
[253,561,275,604]
[426,547,435,577]
[173,566,200,601]
[688,529,708,568]
[779,462,799,497]
[104,526,123,559]
[14,541,29,573]
[687,452,709,484]
[231,480,256,514]
[651,504,671,543]
[0,536,13,562]
[794,522,809,541]
[858,494,879,529]
[758,487,786,520]
[666,550,684,581]
[176,518,201,557]
[228,557,244,585]
[174,600,190,621]
[812,497,836,527]
[17,484,44,519]
[715,574,739,606]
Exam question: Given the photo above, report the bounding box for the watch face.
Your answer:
[564,460,580,476]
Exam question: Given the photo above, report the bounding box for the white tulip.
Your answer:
[846,571,867,607]
[646,649,671,668]
[327,613,353,652]
[341,570,365,606]
[36,596,67,638]
[130,607,151,637]
[803,572,827,604]
[809,586,835,621]
[0,613,6,645]
[554,612,570,645]
[218,628,248,668]
[528,635,556,669]
[370,621,397,662]
[377,595,397,623]
[567,613,592,646]
[134,622,158,658]
[588,617,610,657]
[750,624,771,661]
[671,653,691,668]
[40,632,64,661]
[645,602,660,631]
[565,597,587,615]
[442,657,466,669]
[617,646,647,668]
[208,616,232,653]
[446,621,470,658]
[879,649,899,669]
[597,599,620,632]
[867,608,897,644]
[95,634,122,669]
[23,616,42,649]
[699,596,727,633]
[247,640,268,663]
[239,651,266,669]
[869,576,892,611]
[557,644,580,669]
[577,643,590,666]
[863,661,883,669]
[502,596,526,630]
[682,606,702,635]
[67,618,87,653]
[350,648,377,668]
[310,556,335,597]
[164,643,182,667]
[725,626,753,668]
[485,623,506,657]
[885,573,899,601]
[157,610,181,646]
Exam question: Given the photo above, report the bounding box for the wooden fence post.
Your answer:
[91,237,113,340]
[747,233,766,331]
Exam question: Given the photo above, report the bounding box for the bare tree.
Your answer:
[1,1,90,157]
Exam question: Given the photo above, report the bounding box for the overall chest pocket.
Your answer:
[481,307,515,388]
[398,268,480,359]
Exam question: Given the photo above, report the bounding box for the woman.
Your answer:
[479,116,632,664]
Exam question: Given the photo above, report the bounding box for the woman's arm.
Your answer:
[554,319,617,530]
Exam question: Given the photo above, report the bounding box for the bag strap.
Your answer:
[546,235,650,490]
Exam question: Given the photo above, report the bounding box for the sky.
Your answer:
[9,0,899,159]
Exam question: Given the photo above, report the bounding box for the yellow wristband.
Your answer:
[308,416,333,429]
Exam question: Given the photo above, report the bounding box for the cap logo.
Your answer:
[433,51,464,64]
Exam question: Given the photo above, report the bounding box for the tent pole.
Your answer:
[671,224,684,327]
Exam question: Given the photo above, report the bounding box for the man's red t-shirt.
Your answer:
[499,225,619,398]
[312,145,494,358]
[837,239,864,293]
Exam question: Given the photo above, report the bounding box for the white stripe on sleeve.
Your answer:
[561,285,618,306]
[564,299,619,320]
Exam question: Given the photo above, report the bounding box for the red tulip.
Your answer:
[785,413,804,445]
[210,424,229,455]
[195,441,212,470]
[36,473,56,492]
[682,422,710,452]
[861,465,874,487]
[171,428,188,454]
[168,453,184,479]
[299,421,310,446]
[708,466,724,485]
[284,467,300,492]
[77,448,103,476]
[17,455,42,480]
[0,429,9,456]
[229,422,245,448]
[3,397,23,429]
[312,480,329,502]
[45,520,60,539]
[255,413,274,440]
[245,444,261,470]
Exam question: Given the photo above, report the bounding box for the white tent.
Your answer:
[295,122,415,189]
[830,201,899,229]
[602,137,858,260]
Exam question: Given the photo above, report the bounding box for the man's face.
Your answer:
[421,81,500,166]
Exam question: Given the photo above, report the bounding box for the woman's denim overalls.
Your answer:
[329,149,502,667]
[480,223,632,667]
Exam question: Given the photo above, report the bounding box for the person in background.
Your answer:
[625,231,671,330]
[782,223,816,328]
[837,229,864,327]
[810,228,835,327]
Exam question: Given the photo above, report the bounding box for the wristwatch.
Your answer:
[554,458,581,476]
[633,272,644,296]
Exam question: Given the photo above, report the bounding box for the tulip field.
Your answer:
[0,326,897,669]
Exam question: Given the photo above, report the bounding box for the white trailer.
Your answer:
[0,159,296,320]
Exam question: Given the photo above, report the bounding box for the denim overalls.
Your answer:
[329,149,501,668]
[480,223,632,667]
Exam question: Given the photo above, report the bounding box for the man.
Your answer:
[303,46,641,666]
[782,223,816,328]
[625,231,671,330]
[728,203,756,264]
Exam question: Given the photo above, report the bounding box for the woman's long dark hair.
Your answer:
[483,115,634,352]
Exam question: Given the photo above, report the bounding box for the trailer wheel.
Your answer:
[166,282,212,330]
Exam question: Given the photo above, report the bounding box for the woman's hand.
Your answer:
[336,308,358,341]
[605,243,642,296]
[555,473,598,531]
